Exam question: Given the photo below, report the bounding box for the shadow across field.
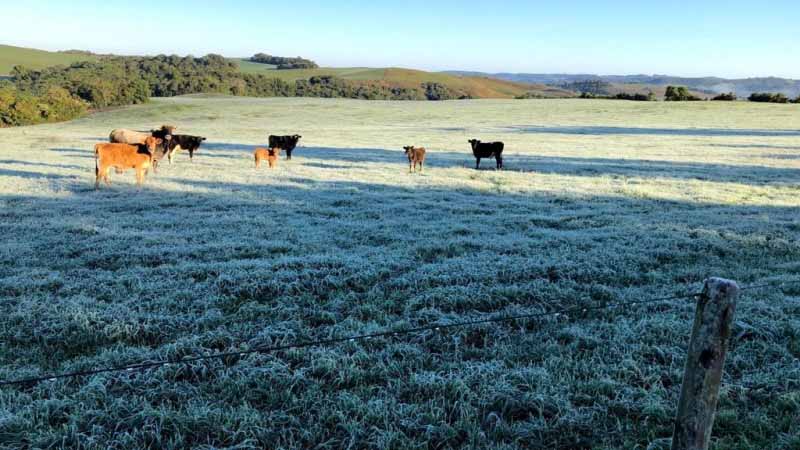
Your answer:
[297,146,800,185]
[39,144,800,186]
[1,165,798,449]
[0,159,85,171]
[505,125,800,137]
[708,143,800,151]
[0,167,77,180]
[764,154,800,160]
[49,148,94,160]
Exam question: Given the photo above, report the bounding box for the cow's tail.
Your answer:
[94,144,101,176]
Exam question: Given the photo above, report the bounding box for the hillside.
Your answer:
[238,60,573,99]
[0,44,98,75]
[0,45,573,100]
[446,70,800,98]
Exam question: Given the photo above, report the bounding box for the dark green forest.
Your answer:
[0,54,470,126]
[249,53,319,69]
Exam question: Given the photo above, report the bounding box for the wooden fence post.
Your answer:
[671,277,739,450]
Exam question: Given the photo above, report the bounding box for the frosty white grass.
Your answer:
[0,97,798,449]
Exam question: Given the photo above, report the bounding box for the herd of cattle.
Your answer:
[92,125,505,188]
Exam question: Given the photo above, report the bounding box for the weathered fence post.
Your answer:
[671,278,739,450]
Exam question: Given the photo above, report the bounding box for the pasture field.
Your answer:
[0,97,799,449]
[235,60,565,99]
[0,45,97,75]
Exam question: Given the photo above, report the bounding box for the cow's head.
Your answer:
[187,136,206,159]
[403,146,414,155]
[144,136,163,153]
[468,139,481,150]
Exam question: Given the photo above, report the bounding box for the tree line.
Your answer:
[1,54,473,127]
[249,53,319,69]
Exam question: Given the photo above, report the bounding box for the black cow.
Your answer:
[165,135,207,164]
[468,139,504,170]
[268,134,302,160]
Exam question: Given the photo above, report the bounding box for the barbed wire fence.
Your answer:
[1,279,798,389]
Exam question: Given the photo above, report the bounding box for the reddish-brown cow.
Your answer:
[403,146,426,173]
[94,136,162,189]
[254,147,280,169]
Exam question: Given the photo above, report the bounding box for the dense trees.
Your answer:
[711,92,737,101]
[577,92,655,101]
[748,92,789,103]
[0,84,88,127]
[664,86,702,101]
[250,53,319,69]
[3,54,482,126]
[560,80,612,95]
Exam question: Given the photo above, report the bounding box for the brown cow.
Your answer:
[403,146,426,173]
[254,147,280,169]
[95,136,162,189]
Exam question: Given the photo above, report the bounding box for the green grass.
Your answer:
[0,98,798,449]
[0,44,98,75]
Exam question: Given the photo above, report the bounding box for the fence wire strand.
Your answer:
[1,279,798,388]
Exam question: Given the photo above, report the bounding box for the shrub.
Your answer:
[665,86,702,101]
[748,92,789,103]
[613,92,656,101]
[711,92,737,101]
[0,85,87,127]
[423,82,467,100]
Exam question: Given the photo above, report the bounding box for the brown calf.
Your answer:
[95,136,162,189]
[254,147,280,169]
[403,146,426,173]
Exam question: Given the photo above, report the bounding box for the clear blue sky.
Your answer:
[2,0,799,78]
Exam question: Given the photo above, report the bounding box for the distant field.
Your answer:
[0,98,798,449]
[0,44,97,75]
[236,59,568,99]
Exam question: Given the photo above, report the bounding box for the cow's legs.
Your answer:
[419,161,423,172]
[475,158,481,170]
[496,156,503,170]
[286,149,292,160]
[103,167,112,186]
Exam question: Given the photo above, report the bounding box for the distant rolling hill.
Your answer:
[238,59,573,99]
[0,44,98,75]
[445,71,800,98]
[0,44,574,100]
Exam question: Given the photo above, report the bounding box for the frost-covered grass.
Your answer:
[0,97,799,449]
